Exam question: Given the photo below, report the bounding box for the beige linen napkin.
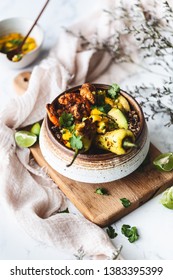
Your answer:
[0,0,164,259]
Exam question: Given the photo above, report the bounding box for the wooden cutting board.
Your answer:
[14,72,173,227]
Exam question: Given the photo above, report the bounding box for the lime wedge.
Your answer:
[30,122,41,136]
[160,187,173,209]
[153,153,173,171]
[15,131,37,148]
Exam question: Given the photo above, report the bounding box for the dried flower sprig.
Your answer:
[64,0,173,125]
[128,81,173,126]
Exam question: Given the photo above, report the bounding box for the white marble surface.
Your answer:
[0,0,173,260]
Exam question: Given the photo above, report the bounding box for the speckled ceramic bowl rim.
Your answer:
[46,84,145,161]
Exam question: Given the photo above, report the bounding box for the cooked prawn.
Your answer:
[80,83,96,104]
[58,93,82,106]
[46,104,59,126]
[58,92,91,120]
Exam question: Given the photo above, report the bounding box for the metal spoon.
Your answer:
[7,0,50,62]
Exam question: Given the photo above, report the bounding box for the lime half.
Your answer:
[15,131,37,148]
[30,122,41,136]
[160,187,173,209]
[153,153,173,171]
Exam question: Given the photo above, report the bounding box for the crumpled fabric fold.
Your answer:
[0,0,162,259]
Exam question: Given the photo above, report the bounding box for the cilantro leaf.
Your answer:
[120,198,131,208]
[66,134,83,167]
[9,39,23,45]
[97,104,112,114]
[121,224,139,243]
[70,134,83,151]
[106,225,118,239]
[59,112,74,128]
[107,83,120,99]
[95,187,109,195]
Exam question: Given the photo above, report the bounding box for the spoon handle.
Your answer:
[20,0,50,48]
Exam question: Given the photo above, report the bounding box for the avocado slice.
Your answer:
[108,108,128,129]
[118,95,130,112]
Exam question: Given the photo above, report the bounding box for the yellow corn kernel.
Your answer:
[97,121,107,134]
[5,42,13,48]
[90,114,102,122]
[102,116,109,123]
[90,108,103,116]
[105,96,114,106]
[64,141,71,148]
[61,129,72,141]
[75,122,85,136]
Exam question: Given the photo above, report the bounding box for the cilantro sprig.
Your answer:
[120,198,131,208]
[121,224,139,243]
[97,104,112,114]
[95,187,109,195]
[70,134,83,150]
[107,83,120,99]
[9,39,23,45]
[106,225,118,239]
[66,134,83,167]
[59,112,74,128]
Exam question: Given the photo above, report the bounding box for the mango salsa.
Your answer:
[0,32,37,54]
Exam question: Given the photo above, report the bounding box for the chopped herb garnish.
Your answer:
[120,198,131,208]
[9,39,23,45]
[66,134,83,167]
[95,187,109,195]
[59,112,74,128]
[106,225,118,239]
[107,83,120,99]
[70,134,83,151]
[121,224,139,243]
[97,104,112,114]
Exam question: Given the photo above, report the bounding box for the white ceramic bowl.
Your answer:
[39,84,150,184]
[0,17,44,69]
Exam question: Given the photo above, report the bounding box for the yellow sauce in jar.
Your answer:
[0,32,37,54]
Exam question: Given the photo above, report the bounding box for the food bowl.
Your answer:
[0,17,44,69]
[40,84,150,183]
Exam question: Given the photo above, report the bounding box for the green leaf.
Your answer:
[121,224,139,243]
[153,152,173,171]
[107,83,120,99]
[9,39,23,45]
[106,225,118,239]
[120,198,131,208]
[95,187,109,195]
[70,134,83,151]
[59,112,74,128]
[97,104,112,114]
